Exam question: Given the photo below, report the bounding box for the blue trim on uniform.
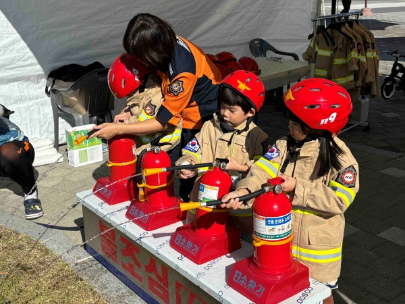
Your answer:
[86,245,159,304]
[156,105,174,126]
[169,38,196,82]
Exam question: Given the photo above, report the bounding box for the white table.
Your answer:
[256,57,310,90]
[79,189,330,304]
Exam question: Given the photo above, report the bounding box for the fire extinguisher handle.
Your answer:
[203,188,268,207]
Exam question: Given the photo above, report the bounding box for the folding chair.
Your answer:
[49,68,113,148]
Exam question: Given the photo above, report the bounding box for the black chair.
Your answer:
[249,38,299,115]
[49,68,113,148]
[249,38,299,60]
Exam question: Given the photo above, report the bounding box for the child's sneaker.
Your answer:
[24,199,44,220]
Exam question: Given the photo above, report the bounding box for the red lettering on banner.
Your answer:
[145,257,169,304]
[99,220,117,263]
[175,281,207,304]
[120,235,143,283]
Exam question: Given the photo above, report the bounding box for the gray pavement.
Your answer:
[2,2,405,303]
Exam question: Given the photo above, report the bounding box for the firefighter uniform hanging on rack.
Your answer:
[303,18,380,98]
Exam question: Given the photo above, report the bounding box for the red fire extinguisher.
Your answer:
[93,134,138,205]
[170,167,241,264]
[227,178,309,304]
[125,146,186,230]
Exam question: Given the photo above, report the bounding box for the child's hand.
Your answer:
[225,156,248,172]
[221,188,250,210]
[278,173,296,192]
[178,160,196,179]
[114,112,131,123]
[89,123,119,140]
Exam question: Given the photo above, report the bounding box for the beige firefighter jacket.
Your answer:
[176,113,269,232]
[237,136,359,282]
[302,29,334,79]
[351,23,375,87]
[330,28,358,90]
[121,77,182,155]
[343,24,367,87]
[357,22,381,97]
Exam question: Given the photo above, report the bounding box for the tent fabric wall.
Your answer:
[0,0,319,142]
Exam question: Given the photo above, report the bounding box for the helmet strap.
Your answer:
[138,74,151,94]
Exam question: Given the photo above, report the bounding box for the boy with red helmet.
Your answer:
[176,70,269,242]
[108,53,182,159]
[222,78,359,304]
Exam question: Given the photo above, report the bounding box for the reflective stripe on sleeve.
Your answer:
[160,129,181,142]
[315,69,328,77]
[328,180,356,207]
[292,244,342,263]
[139,110,152,122]
[255,157,279,178]
[333,58,346,64]
[182,149,202,163]
[332,75,354,84]
[292,206,318,216]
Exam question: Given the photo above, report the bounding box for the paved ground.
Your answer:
[2,2,405,303]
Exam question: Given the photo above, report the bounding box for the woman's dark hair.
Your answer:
[287,109,345,176]
[219,86,253,114]
[123,13,176,72]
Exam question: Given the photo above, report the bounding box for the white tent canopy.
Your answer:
[0,0,319,141]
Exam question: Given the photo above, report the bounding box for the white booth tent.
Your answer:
[0,0,320,143]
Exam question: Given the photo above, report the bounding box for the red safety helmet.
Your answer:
[214,63,228,80]
[284,78,352,134]
[206,54,220,64]
[221,70,265,112]
[108,53,153,99]
[222,61,243,76]
[238,57,260,75]
[216,51,237,64]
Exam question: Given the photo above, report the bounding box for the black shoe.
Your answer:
[24,199,44,220]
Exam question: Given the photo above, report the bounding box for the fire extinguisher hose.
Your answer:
[143,162,216,176]
[73,129,98,146]
[179,185,274,211]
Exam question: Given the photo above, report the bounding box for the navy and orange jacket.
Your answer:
[156,36,222,130]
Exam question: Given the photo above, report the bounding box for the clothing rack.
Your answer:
[309,11,370,133]
[310,11,363,78]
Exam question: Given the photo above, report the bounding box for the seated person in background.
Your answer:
[0,105,43,220]
[176,70,269,243]
[108,53,182,163]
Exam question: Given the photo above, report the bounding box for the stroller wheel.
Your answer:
[381,78,396,99]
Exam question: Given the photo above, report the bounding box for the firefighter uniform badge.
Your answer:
[144,100,156,116]
[184,138,200,153]
[263,145,280,161]
[336,165,357,188]
[169,80,184,96]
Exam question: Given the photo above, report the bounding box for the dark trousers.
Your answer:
[0,141,36,194]
[342,0,352,13]
[178,128,199,202]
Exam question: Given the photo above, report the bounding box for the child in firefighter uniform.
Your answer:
[222,79,359,304]
[108,53,182,162]
[176,70,269,243]
[0,105,43,220]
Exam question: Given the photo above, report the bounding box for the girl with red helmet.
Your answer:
[222,78,359,303]
[108,53,182,159]
[176,70,269,242]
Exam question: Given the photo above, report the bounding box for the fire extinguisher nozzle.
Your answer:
[143,168,163,176]
[73,136,87,146]
[179,201,202,211]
